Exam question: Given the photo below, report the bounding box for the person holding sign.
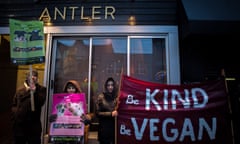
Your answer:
[62,80,92,125]
[95,77,118,144]
[11,70,46,144]
[49,80,92,144]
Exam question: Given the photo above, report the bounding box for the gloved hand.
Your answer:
[80,114,92,125]
[49,114,57,123]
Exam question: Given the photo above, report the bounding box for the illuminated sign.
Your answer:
[39,5,116,22]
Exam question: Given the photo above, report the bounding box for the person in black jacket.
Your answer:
[11,70,46,144]
[95,77,118,144]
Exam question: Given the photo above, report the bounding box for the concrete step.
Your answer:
[87,131,98,144]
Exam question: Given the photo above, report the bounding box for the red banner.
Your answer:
[117,75,233,144]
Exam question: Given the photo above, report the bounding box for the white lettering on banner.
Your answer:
[198,118,216,140]
[146,89,160,110]
[192,88,208,108]
[163,89,169,110]
[145,88,208,111]
[150,118,160,141]
[126,94,139,105]
[120,124,131,136]
[123,117,217,142]
[131,118,148,140]
[179,118,195,141]
[162,118,178,142]
[171,89,190,109]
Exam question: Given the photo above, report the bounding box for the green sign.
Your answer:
[9,19,45,65]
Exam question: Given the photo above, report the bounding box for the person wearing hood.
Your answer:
[95,77,118,144]
[11,70,46,144]
[63,80,82,94]
[49,80,92,144]
[62,80,92,125]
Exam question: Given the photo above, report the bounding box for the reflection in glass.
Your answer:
[52,37,166,116]
[54,38,90,95]
[130,38,166,83]
[91,37,127,111]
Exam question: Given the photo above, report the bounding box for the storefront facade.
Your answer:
[0,0,181,141]
[1,0,240,143]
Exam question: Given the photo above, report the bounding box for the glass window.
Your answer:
[52,36,167,114]
[90,37,127,112]
[52,37,128,113]
[53,38,90,94]
[129,37,166,83]
[50,35,169,129]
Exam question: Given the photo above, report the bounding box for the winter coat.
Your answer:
[95,77,118,143]
[11,82,46,136]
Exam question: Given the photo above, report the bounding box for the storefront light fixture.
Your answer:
[84,17,93,25]
[128,16,136,25]
[40,17,52,26]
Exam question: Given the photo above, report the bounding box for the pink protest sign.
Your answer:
[49,93,86,136]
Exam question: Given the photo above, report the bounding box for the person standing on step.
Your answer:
[11,70,46,144]
[49,80,92,144]
[95,77,118,144]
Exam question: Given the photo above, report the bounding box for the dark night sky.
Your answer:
[182,0,240,21]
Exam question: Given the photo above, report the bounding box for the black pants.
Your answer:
[13,136,41,144]
[99,140,114,144]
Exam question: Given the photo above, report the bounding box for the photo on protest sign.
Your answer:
[49,93,87,136]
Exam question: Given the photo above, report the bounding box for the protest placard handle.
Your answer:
[221,68,235,144]
[29,65,35,111]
